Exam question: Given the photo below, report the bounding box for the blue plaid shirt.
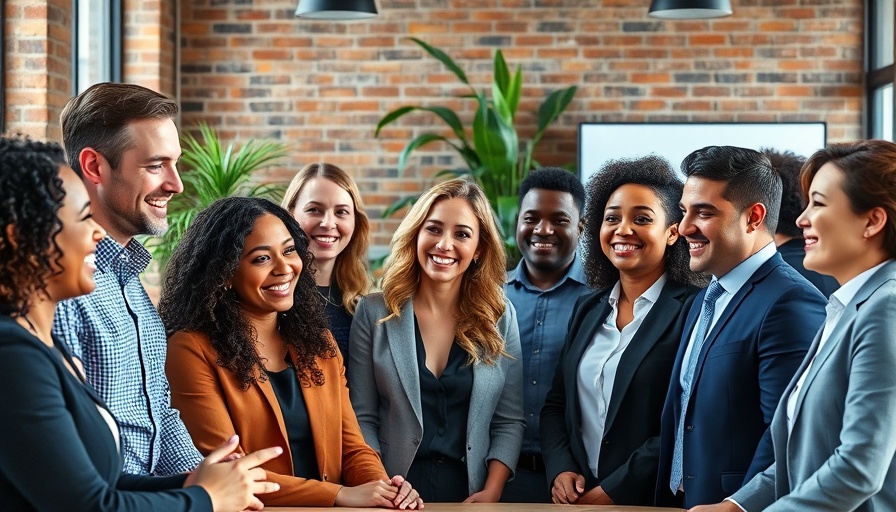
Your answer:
[505,254,591,455]
[53,236,202,475]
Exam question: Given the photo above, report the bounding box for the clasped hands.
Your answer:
[551,471,614,505]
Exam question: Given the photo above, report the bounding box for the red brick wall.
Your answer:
[123,0,177,97]
[3,0,72,140]
[178,0,864,248]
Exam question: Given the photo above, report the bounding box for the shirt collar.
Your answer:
[715,242,777,295]
[830,259,891,310]
[95,236,153,278]
[608,273,668,309]
[507,252,587,292]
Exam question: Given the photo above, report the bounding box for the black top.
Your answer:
[413,316,472,463]
[778,238,839,297]
[0,315,211,511]
[266,366,320,480]
[319,285,353,363]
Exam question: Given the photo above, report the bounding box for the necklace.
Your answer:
[317,286,340,308]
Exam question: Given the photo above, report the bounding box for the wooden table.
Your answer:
[268,504,684,511]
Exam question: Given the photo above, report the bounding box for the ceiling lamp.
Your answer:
[295,0,378,20]
[648,0,732,19]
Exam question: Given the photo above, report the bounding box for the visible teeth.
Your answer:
[146,198,168,208]
[532,242,554,249]
[267,283,289,291]
[613,244,639,251]
[431,255,455,265]
[805,237,818,245]
[84,254,96,266]
[689,242,706,249]
[315,236,337,243]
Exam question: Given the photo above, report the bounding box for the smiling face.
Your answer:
[516,188,582,275]
[600,183,677,281]
[290,176,356,269]
[416,197,481,287]
[230,214,303,316]
[797,162,875,284]
[47,166,107,302]
[94,117,183,242]
[678,176,755,277]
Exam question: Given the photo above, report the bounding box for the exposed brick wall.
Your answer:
[3,0,72,140]
[178,0,864,248]
[123,0,177,97]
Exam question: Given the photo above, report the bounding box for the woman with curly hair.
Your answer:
[348,177,525,503]
[541,156,705,506]
[282,163,371,363]
[0,136,282,511]
[161,197,421,509]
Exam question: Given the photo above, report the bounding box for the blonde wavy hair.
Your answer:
[380,178,508,364]
[282,162,371,314]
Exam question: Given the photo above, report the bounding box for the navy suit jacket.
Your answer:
[656,253,827,507]
[542,280,698,506]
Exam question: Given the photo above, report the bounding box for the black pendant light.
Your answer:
[295,0,378,20]
[648,0,732,19]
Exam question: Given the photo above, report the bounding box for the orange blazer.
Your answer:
[166,330,388,506]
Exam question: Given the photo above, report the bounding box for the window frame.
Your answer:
[866,0,895,140]
[71,0,123,95]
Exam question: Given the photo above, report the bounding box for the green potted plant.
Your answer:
[375,37,577,266]
[147,122,288,265]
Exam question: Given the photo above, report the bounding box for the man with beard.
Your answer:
[52,83,202,475]
[503,168,591,502]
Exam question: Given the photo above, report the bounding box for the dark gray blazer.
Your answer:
[731,260,896,511]
[347,293,524,494]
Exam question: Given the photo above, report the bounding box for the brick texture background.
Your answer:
[178,0,864,247]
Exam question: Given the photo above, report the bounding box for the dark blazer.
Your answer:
[777,238,839,297]
[732,260,896,511]
[657,253,827,508]
[541,280,698,506]
[0,316,211,512]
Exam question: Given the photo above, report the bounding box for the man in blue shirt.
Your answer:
[502,168,591,502]
[52,83,202,475]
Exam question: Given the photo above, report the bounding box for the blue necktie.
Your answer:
[670,279,725,492]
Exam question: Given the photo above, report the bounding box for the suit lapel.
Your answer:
[387,300,423,426]
[255,371,293,468]
[605,281,685,430]
[469,355,496,435]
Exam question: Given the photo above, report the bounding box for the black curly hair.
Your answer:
[0,135,68,316]
[583,155,707,290]
[518,167,586,213]
[762,148,807,239]
[158,197,334,389]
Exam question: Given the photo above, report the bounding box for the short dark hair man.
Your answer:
[764,148,839,296]
[52,83,201,475]
[503,167,591,502]
[656,146,826,508]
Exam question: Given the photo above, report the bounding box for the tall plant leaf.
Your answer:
[534,85,578,144]
[408,37,470,87]
[494,50,510,97]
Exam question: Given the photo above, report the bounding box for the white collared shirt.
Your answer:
[578,274,667,477]
[785,260,890,432]
[679,242,777,385]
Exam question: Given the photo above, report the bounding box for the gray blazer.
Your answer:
[347,292,524,494]
[731,260,896,511]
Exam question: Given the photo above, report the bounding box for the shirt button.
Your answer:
[536,319,543,325]
[531,380,537,385]
[686,425,694,431]
[533,349,540,354]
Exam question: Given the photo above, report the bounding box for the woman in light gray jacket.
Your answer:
[348,178,524,503]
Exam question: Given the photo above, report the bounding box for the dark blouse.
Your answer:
[319,285,353,363]
[412,317,473,463]
[266,367,320,480]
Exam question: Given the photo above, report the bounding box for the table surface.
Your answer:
[268,504,684,511]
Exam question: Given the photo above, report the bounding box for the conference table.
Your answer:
[269,504,683,512]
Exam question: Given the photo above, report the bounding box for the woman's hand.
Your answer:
[578,485,614,505]
[388,475,424,509]
[185,435,283,512]
[551,471,585,504]
[461,487,501,503]
[689,502,742,512]
[334,480,400,508]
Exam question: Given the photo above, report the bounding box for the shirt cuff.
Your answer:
[725,497,747,512]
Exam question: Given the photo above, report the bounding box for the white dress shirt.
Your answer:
[578,274,667,477]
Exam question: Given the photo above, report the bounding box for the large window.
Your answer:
[73,0,122,94]
[868,0,895,140]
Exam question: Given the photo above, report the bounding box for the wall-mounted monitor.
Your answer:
[578,122,827,184]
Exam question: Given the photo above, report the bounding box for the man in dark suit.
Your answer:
[657,146,827,508]
[763,148,839,297]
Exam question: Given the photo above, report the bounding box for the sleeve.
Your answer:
[540,300,586,490]
[346,297,383,451]
[746,285,826,481]
[729,463,777,511]
[52,298,84,360]
[156,380,204,475]
[485,301,525,474]
[0,339,211,512]
[165,331,346,507]
[333,347,390,485]
[763,291,896,511]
